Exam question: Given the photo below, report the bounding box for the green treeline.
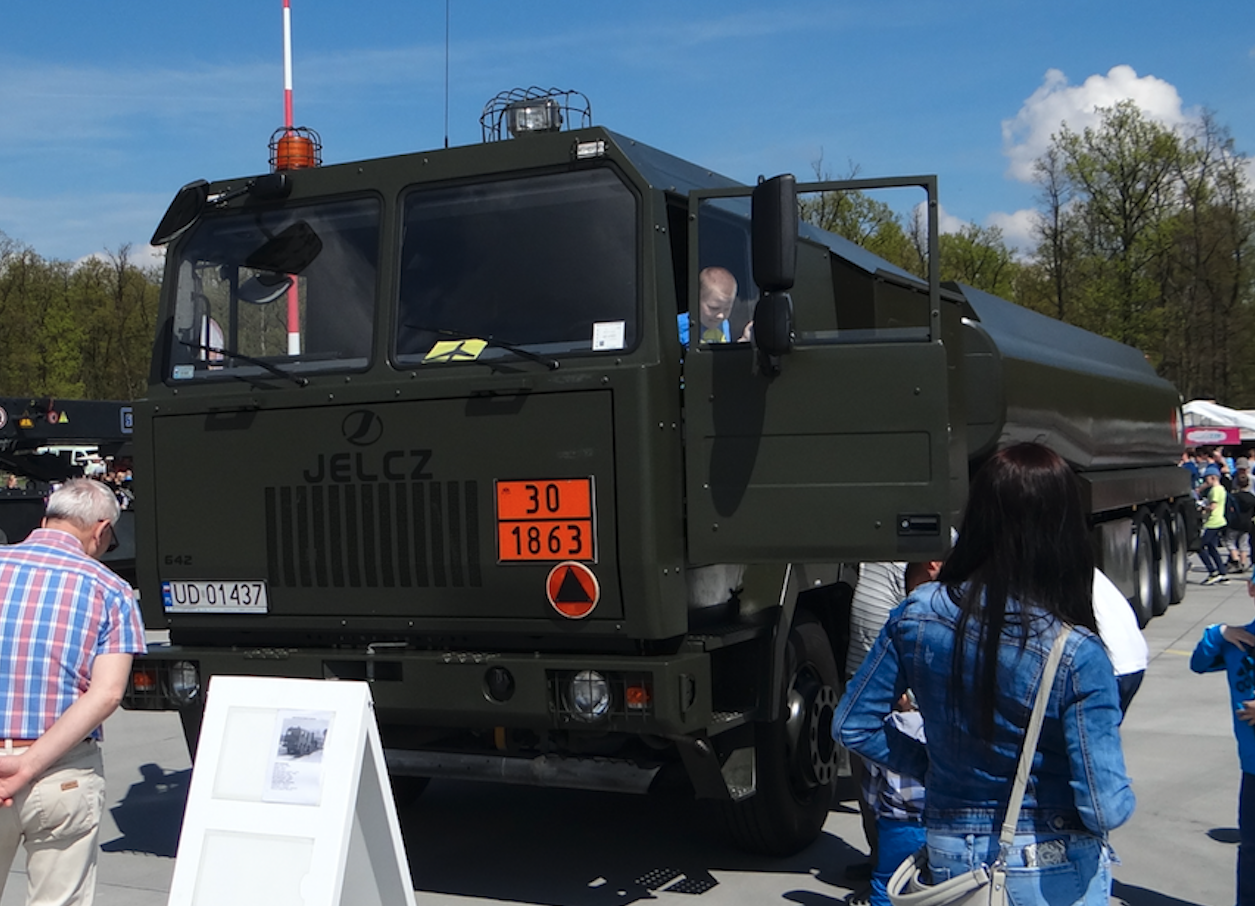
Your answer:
[0,235,161,400]
[802,100,1255,406]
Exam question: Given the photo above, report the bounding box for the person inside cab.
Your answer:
[679,266,750,347]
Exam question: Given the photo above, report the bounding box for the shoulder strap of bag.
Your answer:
[996,627,1072,856]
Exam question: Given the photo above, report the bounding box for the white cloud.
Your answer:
[1001,65,1196,183]
[74,245,166,270]
[986,209,1042,262]
[936,203,965,235]
[909,201,974,237]
[987,208,1040,252]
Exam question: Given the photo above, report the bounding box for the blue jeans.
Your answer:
[1240,772,1255,906]
[925,830,1111,906]
[1201,527,1226,575]
[872,816,927,906]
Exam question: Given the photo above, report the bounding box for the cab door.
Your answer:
[682,182,961,565]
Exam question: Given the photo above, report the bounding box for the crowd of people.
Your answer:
[2,464,134,510]
[1182,446,1255,583]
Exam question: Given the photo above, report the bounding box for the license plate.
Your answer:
[162,580,269,614]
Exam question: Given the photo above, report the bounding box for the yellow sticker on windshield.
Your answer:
[424,338,487,363]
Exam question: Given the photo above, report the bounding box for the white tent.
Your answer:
[1183,400,1255,441]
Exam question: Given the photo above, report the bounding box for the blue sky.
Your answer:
[1,0,1252,264]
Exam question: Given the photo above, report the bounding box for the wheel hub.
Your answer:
[785,676,839,789]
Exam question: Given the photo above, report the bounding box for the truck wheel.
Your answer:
[1168,505,1189,605]
[1151,508,1172,617]
[1130,519,1155,628]
[724,616,839,856]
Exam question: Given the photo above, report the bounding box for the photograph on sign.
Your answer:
[264,709,333,806]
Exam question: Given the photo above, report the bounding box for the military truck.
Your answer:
[124,89,1191,855]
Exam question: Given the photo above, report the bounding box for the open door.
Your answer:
[682,179,960,565]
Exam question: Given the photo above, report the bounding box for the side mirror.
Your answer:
[151,180,209,246]
[751,174,798,293]
[753,291,794,358]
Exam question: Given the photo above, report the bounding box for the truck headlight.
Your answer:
[167,660,201,707]
[566,670,611,721]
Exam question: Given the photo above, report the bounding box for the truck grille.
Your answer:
[264,481,483,588]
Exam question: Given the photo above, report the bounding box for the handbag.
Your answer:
[886,628,1072,906]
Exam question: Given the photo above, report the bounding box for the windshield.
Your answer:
[165,197,379,383]
[396,168,638,366]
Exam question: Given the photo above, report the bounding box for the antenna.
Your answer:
[266,1,321,353]
[282,0,300,355]
[449,0,454,148]
[283,0,294,133]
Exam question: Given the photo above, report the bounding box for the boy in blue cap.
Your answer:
[1191,583,1255,905]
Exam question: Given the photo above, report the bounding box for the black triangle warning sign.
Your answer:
[555,569,592,603]
[546,562,600,619]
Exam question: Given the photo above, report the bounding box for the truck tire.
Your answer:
[1151,508,1172,617]
[1130,519,1155,628]
[724,616,839,856]
[1168,505,1189,605]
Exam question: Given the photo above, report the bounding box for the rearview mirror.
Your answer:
[244,221,324,275]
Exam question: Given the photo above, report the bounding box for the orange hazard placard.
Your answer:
[497,479,592,521]
[496,478,596,562]
[546,561,600,619]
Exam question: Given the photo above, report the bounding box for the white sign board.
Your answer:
[167,676,416,906]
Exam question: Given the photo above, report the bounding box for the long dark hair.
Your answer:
[937,442,1097,740]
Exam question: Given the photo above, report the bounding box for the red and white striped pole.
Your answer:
[283,0,301,355]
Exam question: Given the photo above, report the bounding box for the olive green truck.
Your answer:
[124,91,1191,855]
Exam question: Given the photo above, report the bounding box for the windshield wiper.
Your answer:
[409,326,560,371]
[179,340,310,387]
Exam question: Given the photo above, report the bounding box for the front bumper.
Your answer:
[124,643,714,738]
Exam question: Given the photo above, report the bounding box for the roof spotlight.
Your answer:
[506,97,563,137]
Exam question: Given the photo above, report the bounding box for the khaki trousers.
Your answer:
[0,739,104,906]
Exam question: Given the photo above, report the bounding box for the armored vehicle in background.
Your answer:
[124,89,1190,855]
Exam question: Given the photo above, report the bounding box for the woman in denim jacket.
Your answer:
[833,443,1134,906]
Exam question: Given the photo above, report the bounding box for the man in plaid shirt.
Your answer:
[0,479,146,906]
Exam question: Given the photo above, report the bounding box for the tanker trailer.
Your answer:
[957,282,1191,625]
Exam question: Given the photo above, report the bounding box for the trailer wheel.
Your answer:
[1130,519,1155,628]
[724,615,839,856]
[1151,508,1173,617]
[1168,505,1189,605]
